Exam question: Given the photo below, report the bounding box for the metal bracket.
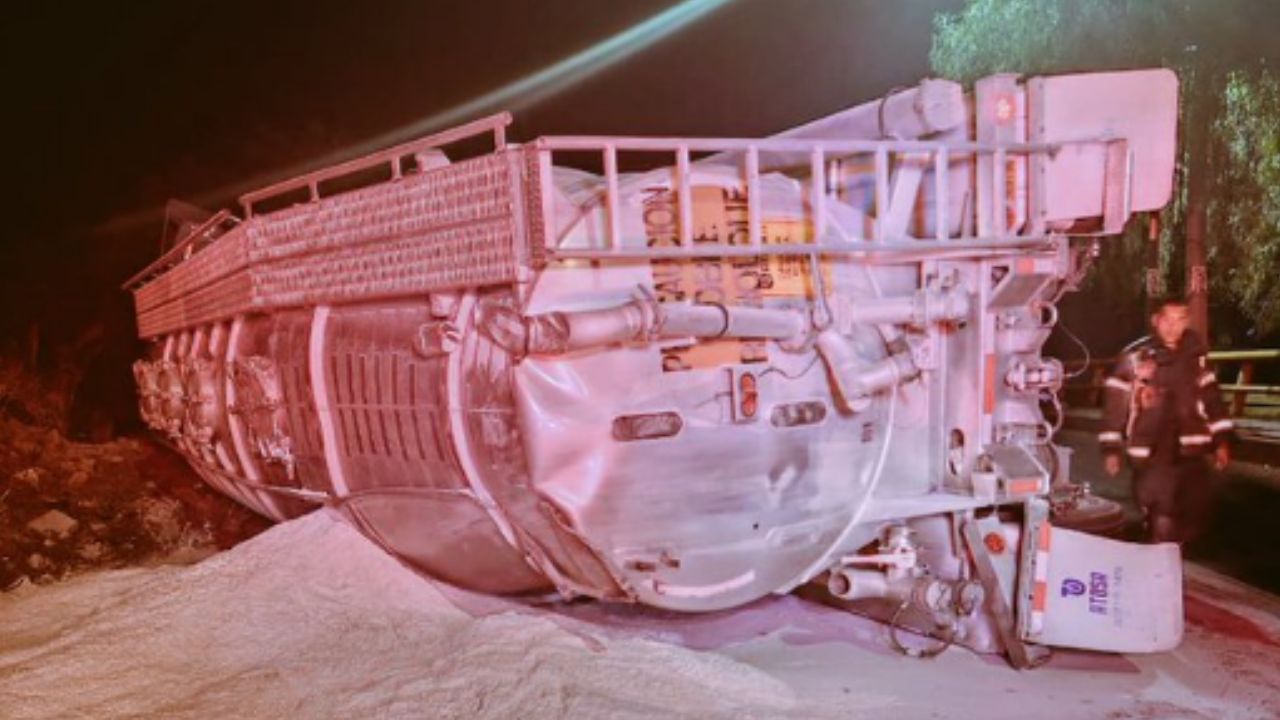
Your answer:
[415,321,461,358]
[961,515,1051,669]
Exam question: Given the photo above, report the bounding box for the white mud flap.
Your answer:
[1019,521,1183,653]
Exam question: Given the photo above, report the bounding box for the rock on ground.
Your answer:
[0,414,269,589]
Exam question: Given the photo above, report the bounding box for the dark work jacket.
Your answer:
[1098,330,1234,464]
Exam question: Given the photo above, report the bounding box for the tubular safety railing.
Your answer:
[1064,349,1280,420]
[238,112,512,218]
[130,114,1133,296]
[122,210,238,291]
[529,134,1130,262]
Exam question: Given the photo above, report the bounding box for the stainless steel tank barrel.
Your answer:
[125,69,1182,656]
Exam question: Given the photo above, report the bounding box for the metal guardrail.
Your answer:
[1063,348,1280,418]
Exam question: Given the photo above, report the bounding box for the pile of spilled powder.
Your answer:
[0,510,849,719]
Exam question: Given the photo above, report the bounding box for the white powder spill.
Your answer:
[0,510,852,720]
[4,508,1278,720]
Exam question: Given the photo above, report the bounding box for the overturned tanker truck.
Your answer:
[126,69,1181,667]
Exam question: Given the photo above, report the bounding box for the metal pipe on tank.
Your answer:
[816,329,919,412]
[701,79,967,170]
[527,302,652,353]
[778,79,967,142]
[827,566,971,622]
[827,567,899,601]
[660,303,805,340]
[841,288,971,328]
[481,297,806,356]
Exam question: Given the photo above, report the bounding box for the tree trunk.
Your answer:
[1185,165,1209,337]
[1145,213,1163,312]
[1184,76,1212,339]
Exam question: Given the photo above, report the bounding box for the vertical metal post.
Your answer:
[537,149,557,256]
[992,148,1007,237]
[978,258,996,445]
[747,145,762,247]
[934,147,949,242]
[874,147,889,241]
[603,145,622,253]
[1232,363,1253,417]
[809,147,827,241]
[677,146,694,248]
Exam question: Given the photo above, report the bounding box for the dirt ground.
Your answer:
[0,413,269,592]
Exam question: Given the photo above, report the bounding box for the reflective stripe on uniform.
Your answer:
[1098,431,1122,443]
[1198,372,1217,387]
[1105,377,1132,392]
[1127,446,1151,458]
[1209,418,1235,433]
[1180,434,1213,445]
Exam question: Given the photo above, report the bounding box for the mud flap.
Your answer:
[1018,509,1183,653]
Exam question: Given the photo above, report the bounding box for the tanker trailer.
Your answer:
[124,68,1181,667]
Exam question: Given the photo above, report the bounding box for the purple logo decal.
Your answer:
[1061,578,1086,597]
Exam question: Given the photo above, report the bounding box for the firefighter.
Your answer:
[1099,297,1233,543]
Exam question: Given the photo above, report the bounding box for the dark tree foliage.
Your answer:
[1215,72,1280,336]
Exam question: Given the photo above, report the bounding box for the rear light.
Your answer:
[612,411,683,441]
[738,372,758,419]
[769,400,827,428]
[1005,478,1043,496]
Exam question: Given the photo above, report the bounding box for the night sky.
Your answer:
[0,0,985,431]
[3,1,958,246]
[1,0,972,365]
[2,0,974,359]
